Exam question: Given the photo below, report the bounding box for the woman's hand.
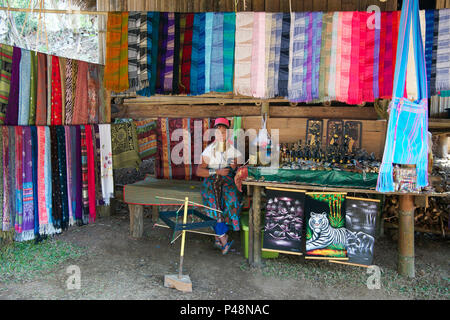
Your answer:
[216,168,230,176]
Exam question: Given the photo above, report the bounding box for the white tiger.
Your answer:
[306,212,374,254]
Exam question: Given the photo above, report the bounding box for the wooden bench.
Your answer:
[123,175,203,238]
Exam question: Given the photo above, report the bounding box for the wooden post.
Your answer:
[129,204,144,238]
[398,195,415,277]
[152,205,159,223]
[252,185,262,267]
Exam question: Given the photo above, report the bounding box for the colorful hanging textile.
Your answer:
[19,126,35,241]
[30,126,39,238]
[310,12,323,102]
[264,13,272,99]
[104,12,129,92]
[74,126,83,225]
[46,55,52,125]
[135,119,157,160]
[172,13,181,95]
[305,12,313,102]
[278,12,290,97]
[2,127,10,231]
[267,13,282,98]
[56,126,69,230]
[14,126,24,238]
[5,47,21,125]
[425,10,435,97]
[373,11,381,99]
[156,13,167,94]
[348,12,362,104]
[139,12,150,91]
[251,12,266,98]
[29,52,38,125]
[64,126,74,226]
[128,11,140,90]
[163,13,175,94]
[318,13,333,101]
[210,12,224,92]
[72,61,88,125]
[92,125,102,206]
[327,12,339,100]
[99,124,114,205]
[87,64,99,124]
[18,50,31,125]
[436,9,450,92]
[50,126,63,230]
[234,12,254,97]
[180,13,194,94]
[204,12,213,94]
[50,55,63,125]
[80,126,89,225]
[85,125,96,223]
[0,44,13,124]
[190,13,203,95]
[362,12,375,102]
[377,0,428,192]
[430,11,439,96]
[149,12,160,95]
[337,12,353,103]
[37,126,48,234]
[35,52,47,125]
[0,129,3,229]
[222,12,236,93]
[9,127,16,229]
[288,12,308,102]
[64,59,74,124]
[97,66,106,124]
[111,122,141,169]
[58,57,66,125]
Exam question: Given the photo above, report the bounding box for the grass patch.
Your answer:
[0,238,86,284]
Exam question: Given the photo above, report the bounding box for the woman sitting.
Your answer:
[196,118,243,255]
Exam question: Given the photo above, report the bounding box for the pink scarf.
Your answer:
[335,13,343,101]
[37,126,48,229]
[338,12,353,103]
[348,12,362,104]
[85,125,96,223]
[363,12,375,102]
[251,12,266,98]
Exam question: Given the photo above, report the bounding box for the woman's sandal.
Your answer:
[221,240,234,255]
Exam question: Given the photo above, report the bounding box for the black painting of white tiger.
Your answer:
[306,212,374,257]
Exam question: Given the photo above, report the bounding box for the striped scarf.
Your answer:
[264,13,272,98]
[234,12,254,97]
[430,10,439,96]
[29,52,37,125]
[128,11,140,90]
[436,9,450,92]
[18,49,31,125]
[362,12,375,102]
[328,12,339,100]
[348,12,362,104]
[267,13,282,98]
[310,12,323,102]
[104,12,129,92]
[222,12,236,93]
[64,59,74,124]
[251,12,266,98]
[337,12,353,103]
[278,13,291,98]
[5,47,21,125]
[180,13,194,94]
[211,13,225,92]
[172,13,181,95]
[139,12,150,90]
[164,13,176,93]
[190,13,205,95]
[425,10,435,97]
[318,13,333,101]
[204,12,214,94]
[288,12,308,102]
[0,44,13,124]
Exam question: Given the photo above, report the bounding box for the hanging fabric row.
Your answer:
[0,124,114,242]
[104,9,450,105]
[0,44,108,126]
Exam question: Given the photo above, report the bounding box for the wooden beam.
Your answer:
[129,204,144,238]
[123,104,380,120]
[251,185,262,267]
[398,195,415,277]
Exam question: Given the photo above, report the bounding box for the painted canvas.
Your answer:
[345,197,379,266]
[262,188,305,255]
[305,193,348,259]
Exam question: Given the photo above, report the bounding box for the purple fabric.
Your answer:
[158,13,168,94]
[373,12,381,99]
[163,13,175,93]
[5,47,21,125]
[75,125,83,223]
[312,12,323,101]
[64,126,73,223]
[22,126,34,236]
[306,12,313,102]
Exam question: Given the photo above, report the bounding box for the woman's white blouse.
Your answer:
[201,142,242,169]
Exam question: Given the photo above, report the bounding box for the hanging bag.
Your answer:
[377,0,429,192]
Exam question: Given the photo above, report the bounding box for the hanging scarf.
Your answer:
[14,126,24,238]
[18,50,31,125]
[278,13,291,98]
[0,44,13,124]
[74,126,82,225]
[104,12,129,92]
[222,12,236,93]
[373,11,381,99]
[80,125,89,225]
[204,12,213,94]
[50,126,62,230]
[172,13,181,95]
[425,10,435,97]
[378,12,387,99]
[58,57,66,125]
[251,12,266,98]
[305,12,313,102]
[164,13,176,94]
[73,61,88,125]
[29,52,37,125]
[8,127,16,229]
[334,13,343,101]
[267,13,282,98]
[2,127,10,231]
[139,12,150,91]
[64,59,73,124]
[46,126,60,234]
[338,12,354,103]
[190,13,206,95]
[264,13,272,99]
[379,12,397,99]
[65,126,74,226]
[430,10,439,96]
[99,124,114,205]
[288,12,308,102]
[318,13,333,101]
[46,55,52,125]
[436,9,450,92]
[156,13,167,94]
[362,12,375,102]
[37,126,48,234]
[5,47,21,125]
[128,11,140,90]
[50,56,63,125]
[150,12,160,96]
[87,64,99,124]
[311,12,323,102]
[20,126,35,241]
[180,13,194,94]
[55,126,69,230]
[234,12,254,97]
[85,125,96,223]
[97,67,106,124]
[348,12,362,104]
[211,12,225,92]
[35,53,47,125]
[328,12,339,100]
[93,125,103,206]
[0,128,2,228]
[30,126,39,238]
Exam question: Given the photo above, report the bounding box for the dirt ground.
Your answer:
[0,199,448,300]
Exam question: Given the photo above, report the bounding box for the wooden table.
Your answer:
[242,180,449,277]
[123,176,203,238]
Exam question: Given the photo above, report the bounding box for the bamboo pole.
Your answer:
[398,195,415,277]
[0,6,109,15]
[178,197,189,279]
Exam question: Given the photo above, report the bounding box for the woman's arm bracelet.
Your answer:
[208,168,216,176]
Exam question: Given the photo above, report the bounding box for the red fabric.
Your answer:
[51,56,62,125]
[85,125,96,223]
[347,12,361,104]
[378,12,387,99]
[72,61,88,125]
[362,12,375,102]
[180,13,194,94]
[359,12,367,103]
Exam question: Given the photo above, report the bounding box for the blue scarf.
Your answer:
[190,13,206,95]
[425,10,434,97]
[204,12,214,94]
[18,49,31,125]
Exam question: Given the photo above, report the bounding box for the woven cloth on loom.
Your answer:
[104,12,129,92]
[111,122,141,169]
[155,118,212,180]
[134,119,157,160]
